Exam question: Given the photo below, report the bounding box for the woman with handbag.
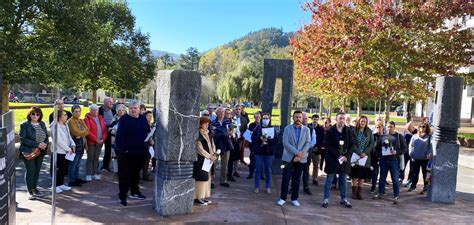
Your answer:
[194,117,217,206]
[408,122,432,194]
[19,107,49,200]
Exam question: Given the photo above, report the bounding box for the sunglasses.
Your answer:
[31,113,41,116]
[203,114,209,116]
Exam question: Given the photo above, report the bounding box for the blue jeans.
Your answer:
[254,155,273,188]
[324,173,347,200]
[378,158,400,198]
[280,162,304,201]
[68,153,83,182]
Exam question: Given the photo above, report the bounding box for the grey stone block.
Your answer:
[428,141,459,204]
[153,70,201,216]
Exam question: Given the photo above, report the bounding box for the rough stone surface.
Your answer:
[261,59,293,174]
[0,111,16,224]
[429,76,464,204]
[428,142,459,204]
[154,70,201,216]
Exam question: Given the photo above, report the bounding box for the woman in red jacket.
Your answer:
[84,104,107,181]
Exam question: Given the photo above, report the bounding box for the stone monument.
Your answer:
[261,59,294,174]
[153,70,201,216]
[0,111,16,224]
[428,76,464,204]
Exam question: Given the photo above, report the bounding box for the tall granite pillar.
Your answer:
[428,76,464,204]
[261,59,294,174]
[154,70,201,216]
[0,111,16,224]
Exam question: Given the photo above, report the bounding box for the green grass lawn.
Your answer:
[12,107,89,133]
[458,133,474,139]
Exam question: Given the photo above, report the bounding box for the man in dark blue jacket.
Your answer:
[210,107,233,187]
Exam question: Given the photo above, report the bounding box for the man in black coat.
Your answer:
[322,112,354,209]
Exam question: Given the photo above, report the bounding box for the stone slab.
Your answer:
[429,141,459,204]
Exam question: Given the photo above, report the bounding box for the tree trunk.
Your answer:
[92,89,97,103]
[319,98,324,118]
[2,82,9,114]
[374,100,377,116]
[406,101,412,122]
[357,97,362,117]
[328,99,333,119]
[384,99,391,124]
[378,99,382,115]
[342,97,347,113]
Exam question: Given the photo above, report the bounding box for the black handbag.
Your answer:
[193,155,209,181]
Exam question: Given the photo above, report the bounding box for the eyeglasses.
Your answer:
[31,113,41,116]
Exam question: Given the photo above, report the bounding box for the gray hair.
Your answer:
[128,99,140,108]
[104,97,113,103]
[89,104,98,111]
[115,104,126,111]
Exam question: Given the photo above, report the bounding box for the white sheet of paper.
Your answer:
[243,129,252,143]
[149,146,155,157]
[382,146,394,156]
[338,156,344,164]
[358,156,368,166]
[65,152,76,161]
[262,127,275,139]
[201,158,213,172]
[350,153,360,163]
[144,127,156,142]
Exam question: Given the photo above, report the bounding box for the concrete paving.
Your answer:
[14,150,474,224]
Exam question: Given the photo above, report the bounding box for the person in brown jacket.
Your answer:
[67,105,90,186]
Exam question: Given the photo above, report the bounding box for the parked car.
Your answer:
[395,106,404,116]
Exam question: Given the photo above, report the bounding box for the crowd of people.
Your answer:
[196,104,433,208]
[18,99,433,209]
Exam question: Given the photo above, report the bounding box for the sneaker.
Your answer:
[130,193,146,200]
[27,192,36,200]
[322,201,329,208]
[228,176,236,182]
[100,168,109,173]
[55,187,64,193]
[404,181,412,188]
[340,199,352,208]
[32,189,44,197]
[220,183,230,188]
[276,199,286,206]
[266,188,271,194]
[254,188,259,194]
[119,199,127,206]
[304,188,312,195]
[59,185,72,191]
[202,199,212,204]
[313,180,319,186]
[233,172,240,177]
[291,200,301,207]
[246,175,253,179]
[86,175,92,181]
[94,174,101,180]
[370,186,376,193]
[194,199,208,206]
[393,197,399,204]
[373,193,382,200]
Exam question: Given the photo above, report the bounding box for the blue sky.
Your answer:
[127,0,310,54]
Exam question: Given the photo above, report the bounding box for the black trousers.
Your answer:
[410,159,428,189]
[118,153,146,199]
[302,153,312,189]
[280,162,304,201]
[51,153,68,186]
[101,133,112,170]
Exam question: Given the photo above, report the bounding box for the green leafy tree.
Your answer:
[179,47,200,71]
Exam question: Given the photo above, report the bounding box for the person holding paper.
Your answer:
[373,121,407,204]
[67,105,89,187]
[194,117,217,206]
[276,111,311,207]
[50,110,76,194]
[251,113,277,194]
[350,116,374,200]
[211,107,233,187]
[247,111,261,179]
[322,112,354,209]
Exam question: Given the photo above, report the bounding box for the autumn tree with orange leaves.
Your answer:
[291,0,472,121]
